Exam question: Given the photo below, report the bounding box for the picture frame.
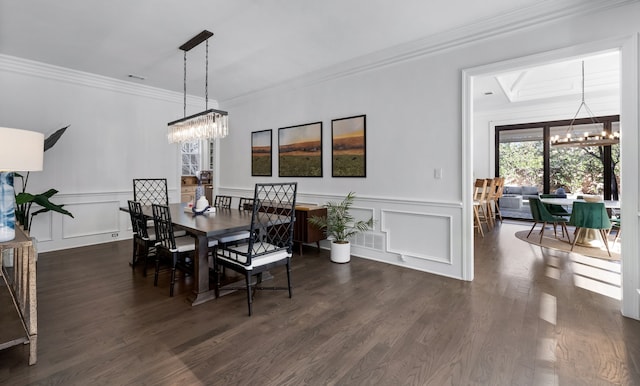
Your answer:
[251,129,272,176]
[278,122,323,177]
[331,115,366,177]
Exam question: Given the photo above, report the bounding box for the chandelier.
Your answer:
[550,61,619,148]
[167,30,228,144]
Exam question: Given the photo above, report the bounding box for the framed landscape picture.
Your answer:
[278,122,323,177]
[331,115,366,177]
[251,129,272,176]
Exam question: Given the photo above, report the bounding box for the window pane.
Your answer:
[550,123,608,196]
[180,140,200,176]
[498,128,543,190]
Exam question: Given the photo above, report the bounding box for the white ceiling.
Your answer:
[0,0,619,103]
[474,51,621,112]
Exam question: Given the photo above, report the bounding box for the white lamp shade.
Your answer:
[0,127,44,172]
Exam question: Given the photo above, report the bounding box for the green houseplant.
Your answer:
[14,126,73,232]
[308,192,373,263]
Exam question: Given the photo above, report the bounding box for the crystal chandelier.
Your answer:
[551,61,619,148]
[167,30,228,144]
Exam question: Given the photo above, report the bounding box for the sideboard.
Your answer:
[294,204,327,255]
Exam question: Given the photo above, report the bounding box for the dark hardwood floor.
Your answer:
[1,220,639,385]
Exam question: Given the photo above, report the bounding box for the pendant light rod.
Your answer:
[551,60,619,148]
[167,29,228,144]
[567,61,598,128]
[167,108,227,127]
[179,30,213,52]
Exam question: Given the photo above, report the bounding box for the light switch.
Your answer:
[434,168,443,179]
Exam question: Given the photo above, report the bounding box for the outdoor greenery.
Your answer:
[499,140,620,195]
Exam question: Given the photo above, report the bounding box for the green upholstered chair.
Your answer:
[539,194,571,217]
[610,217,621,246]
[527,197,571,243]
[569,201,612,257]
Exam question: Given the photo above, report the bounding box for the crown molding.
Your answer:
[0,54,217,108]
[222,0,637,105]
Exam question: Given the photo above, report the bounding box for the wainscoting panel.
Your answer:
[220,189,464,278]
[62,200,121,239]
[381,209,452,264]
[37,189,464,280]
[27,212,53,242]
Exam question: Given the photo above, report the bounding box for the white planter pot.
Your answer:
[330,241,351,263]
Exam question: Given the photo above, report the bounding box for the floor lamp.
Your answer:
[0,127,44,242]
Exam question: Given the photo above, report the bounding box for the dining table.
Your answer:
[538,197,620,210]
[124,203,253,306]
[539,197,619,248]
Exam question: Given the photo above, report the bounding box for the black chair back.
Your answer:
[246,182,297,262]
[152,204,176,250]
[133,178,168,206]
[128,200,150,239]
[238,197,254,211]
[214,195,233,209]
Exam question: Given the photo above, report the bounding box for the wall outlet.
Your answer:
[111,233,119,238]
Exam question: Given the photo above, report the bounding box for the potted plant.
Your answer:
[308,192,373,263]
[14,126,73,232]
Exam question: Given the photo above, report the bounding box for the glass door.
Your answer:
[549,122,620,199]
[497,127,544,191]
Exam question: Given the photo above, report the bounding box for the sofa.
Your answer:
[499,186,540,209]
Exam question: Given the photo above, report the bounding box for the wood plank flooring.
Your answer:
[1,220,639,385]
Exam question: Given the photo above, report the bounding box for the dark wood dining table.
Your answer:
[126,203,253,306]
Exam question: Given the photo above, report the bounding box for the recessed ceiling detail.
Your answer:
[494,51,620,104]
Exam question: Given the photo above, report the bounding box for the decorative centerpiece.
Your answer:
[192,196,212,215]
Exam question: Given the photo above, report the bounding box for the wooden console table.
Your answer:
[294,204,327,255]
[0,227,37,365]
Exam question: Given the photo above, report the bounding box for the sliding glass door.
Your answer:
[497,127,544,191]
[496,115,619,202]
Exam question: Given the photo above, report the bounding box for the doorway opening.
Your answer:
[495,115,620,220]
[462,41,640,319]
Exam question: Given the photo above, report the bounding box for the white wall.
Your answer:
[0,55,204,251]
[221,46,467,279]
[219,2,640,318]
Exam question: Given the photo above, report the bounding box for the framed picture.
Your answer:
[332,115,366,177]
[278,122,323,177]
[251,129,272,176]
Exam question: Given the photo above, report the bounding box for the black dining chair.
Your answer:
[214,182,297,316]
[214,195,233,209]
[238,197,254,211]
[134,178,169,228]
[133,178,169,206]
[127,200,156,276]
[212,197,253,246]
[152,204,218,296]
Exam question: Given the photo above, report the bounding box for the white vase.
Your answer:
[330,241,351,263]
